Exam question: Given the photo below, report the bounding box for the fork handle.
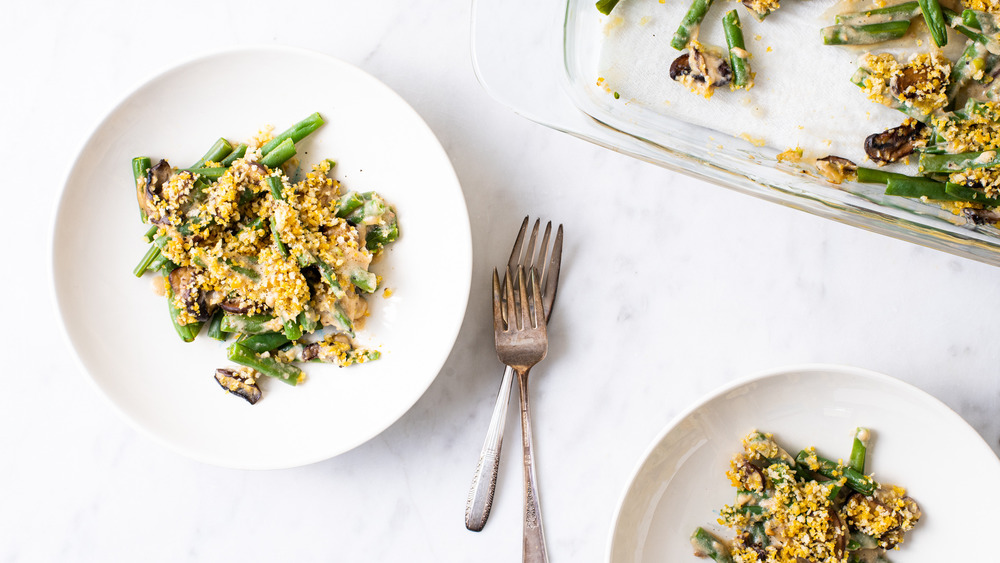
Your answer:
[465,365,516,531]
[517,368,548,563]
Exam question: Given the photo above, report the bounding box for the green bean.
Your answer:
[920,150,1000,172]
[346,348,380,363]
[191,138,233,169]
[283,318,303,341]
[671,0,715,50]
[270,217,289,257]
[237,331,291,353]
[748,522,770,547]
[260,138,296,169]
[166,286,201,342]
[942,8,1000,53]
[143,225,159,243]
[836,2,921,24]
[366,221,399,252]
[885,177,962,200]
[316,259,345,296]
[822,21,911,45]
[350,269,377,293]
[297,309,320,333]
[224,258,259,280]
[690,528,734,563]
[596,0,620,15]
[132,156,152,182]
[945,182,1000,205]
[917,0,949,46]
[849,428,869,473]
[221,314,278,334]
[260,112,325,157]
[856,166,914,184]
[227,343,302,385]
[133,156,152,222]
[147,253,172,273]
[207,309,228,341]
[330,303,355,337]
[267,175,286,203]
[795,450,876,495]
[239,217,265,236]
[335,192,365,218]
[181,167,227,180]
[133,245,161,277]
[220,143,247,166]
[947,41,991,105]
[722,10,751,89]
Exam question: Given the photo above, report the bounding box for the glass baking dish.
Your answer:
[470,0,1000,266]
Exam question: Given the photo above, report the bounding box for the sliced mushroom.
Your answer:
[864,120,929,165]
[669,45,732,94]
[214,368,262,405]
[733,455,766,491]
[890,66,931,100]
[828,509,847,558]
[137,159,173,222]
[218,298,253,314]
[962,207,1000,226]
[815,156,858,184]
[299,342,320,362]
[733,532,767,559]
[845,493,898,544]
[168,266,210,322]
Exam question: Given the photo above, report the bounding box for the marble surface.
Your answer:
[3,1,999,562]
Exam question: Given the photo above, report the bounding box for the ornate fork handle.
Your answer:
[465,365,516,531]
[517,366,548,563]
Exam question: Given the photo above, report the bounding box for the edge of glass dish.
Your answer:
[470,0,1000,267]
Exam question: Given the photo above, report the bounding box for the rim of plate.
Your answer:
[48,44,473,469]
[603,363,1000,561]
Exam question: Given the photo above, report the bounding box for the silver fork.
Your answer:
[466,218,563,532]
[493,266,550,563]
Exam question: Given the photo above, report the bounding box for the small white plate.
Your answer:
[51,46,471,470]
[607,364,1000,562]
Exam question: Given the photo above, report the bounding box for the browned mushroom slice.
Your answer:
[300,342,321,362]
[137,159,173,222]
[962,207,1000,226]
[733,455,766,491]
[828,509,847,559]
[864,120,929,165]
[214,368,262,405]
[669,45,732,95]
[218,298,253,314]
[816,156,858,184]
[845,493,900,542]
[890,66,931,101]
[169,266,210,322]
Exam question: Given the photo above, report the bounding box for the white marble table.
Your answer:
[3,2,998,561]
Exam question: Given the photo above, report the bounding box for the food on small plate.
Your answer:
[131,113,399,404]
[691,429,920,563]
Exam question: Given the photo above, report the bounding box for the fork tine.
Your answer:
[492,268,503,332]
[504,267,517,331]
[517,266,530,330]
[524,220,540,271]
[540,225,563,321]
[534,222,552,287]
[507,217,529,273]
[531,268,545,329]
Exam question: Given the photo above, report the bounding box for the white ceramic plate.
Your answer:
[607,364,1000,562]
[51,46,471,470]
